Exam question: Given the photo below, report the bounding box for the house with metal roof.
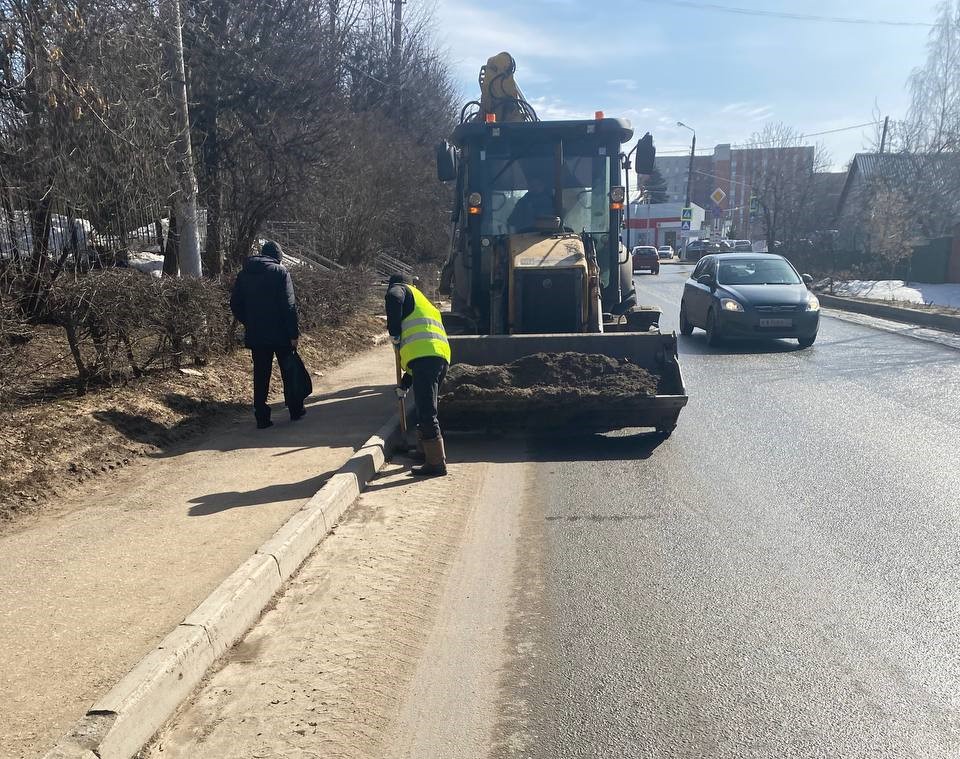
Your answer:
[836,153,960,236]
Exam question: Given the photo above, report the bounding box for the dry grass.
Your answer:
[0,311,385,528]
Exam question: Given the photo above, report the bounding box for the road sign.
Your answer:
[710,187,726,205]
[749,195,760,213]
[681,207,693,222]
[681,220,691,230]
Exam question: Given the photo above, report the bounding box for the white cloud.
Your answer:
[608,79,638,91]
[525,97,590,121]
[435,1,595,66]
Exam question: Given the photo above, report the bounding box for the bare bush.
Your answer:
[292,265,375,331]
[0,288,30,401]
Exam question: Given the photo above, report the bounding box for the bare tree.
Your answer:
[903,1,960,154]
[0,0,175,302]
[745,123,830,253]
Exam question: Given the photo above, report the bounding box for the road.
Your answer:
[150,265,960,758]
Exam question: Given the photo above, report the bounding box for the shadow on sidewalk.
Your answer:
[94,384,393,459]
[187,470,339,516]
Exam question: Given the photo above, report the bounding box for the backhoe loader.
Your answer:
[435,52,687,434]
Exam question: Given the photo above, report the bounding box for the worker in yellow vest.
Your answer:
[386,274,451,476]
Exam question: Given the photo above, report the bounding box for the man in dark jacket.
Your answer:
[230,240,304,428]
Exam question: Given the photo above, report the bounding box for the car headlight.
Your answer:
[806,293,820,312]
[721,298,744,312]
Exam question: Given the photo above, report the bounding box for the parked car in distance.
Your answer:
[632,246,660,274]
[731,240,753,252]
[685,239,735,260]
[683,240,707,261]
[679,253,820,348]
[657,245,675,260]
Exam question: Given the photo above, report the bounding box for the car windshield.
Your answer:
[717,259,801,285]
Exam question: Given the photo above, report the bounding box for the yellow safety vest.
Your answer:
[399,285,451,372]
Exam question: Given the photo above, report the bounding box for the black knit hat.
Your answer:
[261,240,283,261]
[388,273,412,287]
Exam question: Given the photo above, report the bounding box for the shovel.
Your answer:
[394,348,407,436]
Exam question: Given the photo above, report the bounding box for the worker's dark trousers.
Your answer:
[409,355,448,440]
[251,346,302,423]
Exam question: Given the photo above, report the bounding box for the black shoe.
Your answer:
[411,462,447,477]
[290,408,306,422]
[256,419,274,429]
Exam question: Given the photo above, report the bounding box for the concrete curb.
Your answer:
[818,293,960,334]
[44,411,409,759]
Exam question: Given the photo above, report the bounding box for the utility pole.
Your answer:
[684,133,696,208]
[879,115,890,154]
[162,0,202,277]
[391,0,406,115]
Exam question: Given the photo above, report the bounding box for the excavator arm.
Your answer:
[478,52,538,123]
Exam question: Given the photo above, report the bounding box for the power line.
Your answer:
[635,0,935,28]
[733,121,883,148]
[653,120,883,155]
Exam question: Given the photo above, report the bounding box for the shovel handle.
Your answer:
[394,348,407,434]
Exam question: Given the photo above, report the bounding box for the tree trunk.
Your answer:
[162,213,179,276]
[162,0,202,277]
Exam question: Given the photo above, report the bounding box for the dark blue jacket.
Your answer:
[230,253,299,348]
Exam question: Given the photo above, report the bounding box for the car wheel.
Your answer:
[679,304,694,336]
[798,334,817,348]
[653,267,660,275]
[705,308,722,346]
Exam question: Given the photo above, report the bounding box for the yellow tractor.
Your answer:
[435,53,687,435]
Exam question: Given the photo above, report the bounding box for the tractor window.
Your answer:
[481,146,612,237]
[560,154,610,236]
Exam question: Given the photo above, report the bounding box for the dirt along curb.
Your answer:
[818,293,960,335]
[43,407,414,759]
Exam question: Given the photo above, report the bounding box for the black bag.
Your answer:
[281,350,313,407]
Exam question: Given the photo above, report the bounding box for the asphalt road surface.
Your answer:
[494,264,960,758]
[150,265,960,759]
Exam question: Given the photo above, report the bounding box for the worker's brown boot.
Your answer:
[411,436,446,477]
[407,429,425,462]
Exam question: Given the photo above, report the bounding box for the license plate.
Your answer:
[759,318,792,328]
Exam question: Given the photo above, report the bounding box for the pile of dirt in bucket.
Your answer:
[439,353,661,429]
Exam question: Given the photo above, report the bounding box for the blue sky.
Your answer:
[432,0,938,170]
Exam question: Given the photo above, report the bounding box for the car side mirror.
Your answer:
[698,274,715,288]
[802,273,813,285]
[618,245,630,265]
[436,141,458,182]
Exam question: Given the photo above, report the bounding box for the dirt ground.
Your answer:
[0,312,386,528]
[439,352,661,430]
[2,341,397,759]
[145,444,534,759]
[443,352,660,399]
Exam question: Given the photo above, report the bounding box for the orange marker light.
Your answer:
[485,113,497,123]
[468,206,482,215]
[595,111,605,120]
[610,202,624,211]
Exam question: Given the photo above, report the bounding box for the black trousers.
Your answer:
[251,346,303,422]
[409,355,448,440]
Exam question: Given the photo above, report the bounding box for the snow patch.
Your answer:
[830,280,960,309]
